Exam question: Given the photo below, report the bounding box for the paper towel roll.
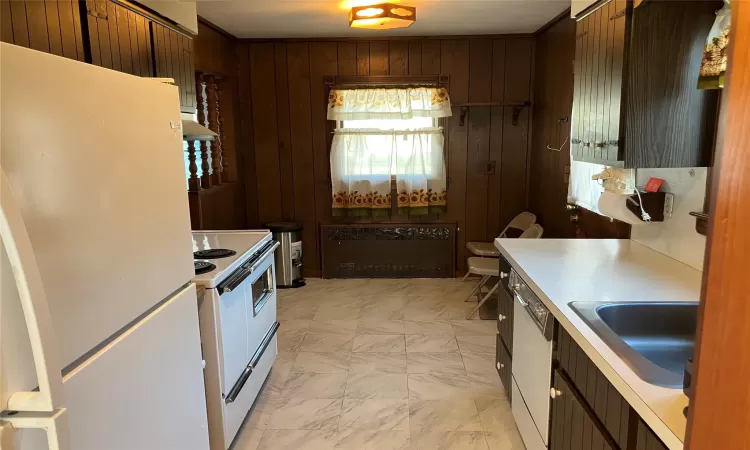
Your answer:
[598,191,648,226]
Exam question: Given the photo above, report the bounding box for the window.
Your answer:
[336,117,438,176]
[328,86,450,217]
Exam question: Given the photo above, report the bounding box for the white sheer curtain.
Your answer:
[331,131,394,218]
[331,128,446,217]
[329,87,450,218]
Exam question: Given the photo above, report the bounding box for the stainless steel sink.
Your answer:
[569,302,697,388]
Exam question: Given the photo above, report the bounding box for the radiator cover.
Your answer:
[321,223,456,278]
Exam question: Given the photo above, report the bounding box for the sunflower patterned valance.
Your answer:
[327,87,452,120]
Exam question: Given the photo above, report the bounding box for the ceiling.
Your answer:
[195,0,569,39]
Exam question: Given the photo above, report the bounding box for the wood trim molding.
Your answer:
[686,3,750,449]
[324,74,447,88]
[240,34,534,43]
[533,8,573,36]
[197,16,239,40]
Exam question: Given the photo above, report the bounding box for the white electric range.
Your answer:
[192,230,280,450]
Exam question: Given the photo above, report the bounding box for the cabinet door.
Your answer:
[571,16,587,161]
[622,0,719,168]
[85,0,153,76]
[152,21,195,113]
[572,0,627,166]
[635,419,669,450]
[496,334,513,403]
[1,0,85,62]
[550,370,615,450]
[497,284,514,352]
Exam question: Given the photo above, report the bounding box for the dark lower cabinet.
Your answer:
[553,326,671,450]
[497,280,514,352]
[495,333,512,402]
[635,419,669,450]
[550,369,615,450]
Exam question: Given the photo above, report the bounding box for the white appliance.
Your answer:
[510,269,555,450]
[192,231,279,450]
[0,44,209,449]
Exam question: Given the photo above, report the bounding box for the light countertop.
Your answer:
[495,238,702,450]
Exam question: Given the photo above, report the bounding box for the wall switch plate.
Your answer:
[664,193,675,218]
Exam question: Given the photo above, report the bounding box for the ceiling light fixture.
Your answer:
[349,3,416,30]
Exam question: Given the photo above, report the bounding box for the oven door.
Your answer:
[224,248,278,404]
[217,242,279,399]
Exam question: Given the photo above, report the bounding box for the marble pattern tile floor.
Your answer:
[232,278,524,450]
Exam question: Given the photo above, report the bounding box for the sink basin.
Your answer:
[569,302,697,388]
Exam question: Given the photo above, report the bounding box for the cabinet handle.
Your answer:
[496,362,505,370]
[595,142,606,148]
[498,314,505,321]
[571,138,581,144]
[500,272,509,279]
[550,388,563,399]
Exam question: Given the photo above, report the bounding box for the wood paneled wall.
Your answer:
[529,17,630,239]
[237,37,535,276]
[189,20,246,230]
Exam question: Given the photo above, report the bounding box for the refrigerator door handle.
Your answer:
[0,168,69,450]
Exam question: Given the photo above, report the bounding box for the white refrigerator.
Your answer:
[0,44,210,449]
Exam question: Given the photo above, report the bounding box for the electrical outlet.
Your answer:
[664,193,675,218]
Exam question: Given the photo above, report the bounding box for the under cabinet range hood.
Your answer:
[180,113,217,141]
[149,78,216,141]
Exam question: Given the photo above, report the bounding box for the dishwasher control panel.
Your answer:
[510,270,554,340]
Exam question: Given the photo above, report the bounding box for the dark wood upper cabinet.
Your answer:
[152,21,196,113]
[571,0,721,168]
[3,0,197,114]
[84,0,153,77]
[0,0,86,61]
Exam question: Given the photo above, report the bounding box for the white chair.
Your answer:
[465,224,544,319]
[462,212,536,281]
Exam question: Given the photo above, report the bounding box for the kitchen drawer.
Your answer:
[550,369,615,450]
[556,326,632,449]
[496,333,512,402]
[497,283,514,353]
[222,333,277,449]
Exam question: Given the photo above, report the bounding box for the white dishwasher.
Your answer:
[510,269,555,450]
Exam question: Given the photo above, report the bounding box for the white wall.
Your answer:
[630,168,708,271]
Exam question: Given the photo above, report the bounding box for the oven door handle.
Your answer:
[250,321,280,368]
[225,321,280,404]
[219,242,279,294]
[250,242,280,273]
